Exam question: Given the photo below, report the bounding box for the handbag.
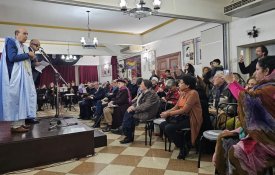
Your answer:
[165,114,188,124]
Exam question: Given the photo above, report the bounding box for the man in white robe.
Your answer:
[0,27,37,133]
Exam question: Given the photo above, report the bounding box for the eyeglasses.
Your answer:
[32,43,40,47]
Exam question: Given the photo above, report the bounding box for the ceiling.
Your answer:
[0,0,174,34]
[0,0,227,56]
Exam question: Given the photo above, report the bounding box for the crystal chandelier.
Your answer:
[61,43,77,62]
[80,10,98,49]
[120,0,161,20]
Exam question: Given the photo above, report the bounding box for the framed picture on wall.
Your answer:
[182,39,195,67]
[194,37,201,65]
[101,64,112,77]
[148,50,156,71]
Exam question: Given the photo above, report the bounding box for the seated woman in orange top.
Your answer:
[160,75,202,159]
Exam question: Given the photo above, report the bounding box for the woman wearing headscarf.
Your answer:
[213,56,275,175]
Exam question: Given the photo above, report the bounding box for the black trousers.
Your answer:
[159,116,190,148]
[122,111,137,139]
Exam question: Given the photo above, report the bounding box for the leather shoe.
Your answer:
[25,118,39,124]
[21,125,31,129]
[11,126,29,133]
[119,137,133,144]
[102,125,111,132]
[92,123,100,128]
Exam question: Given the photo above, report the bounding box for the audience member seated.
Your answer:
[201,66,213,98]
[101,79,131,132]
[151,77,160,92]
[79,82,105,120]
[183,63,195,77]
[159,79,179,112]
[232,72,245,87]
[126,78,139,99]
[36,85,47,111]
[209,71,236,129]
[149,70,159,81]
[165,69,175,80]
[130,77,143,103]
[120,79,160,144]
[91,80,118,122]
[159,75,202,159]
[213,56,275,175]
[174,66,185,80]
[47,82,56,109]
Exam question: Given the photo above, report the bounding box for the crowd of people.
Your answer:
[0,27,274,175]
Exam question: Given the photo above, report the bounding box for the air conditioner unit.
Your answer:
[120,45,143,54]
[224,0,275,17]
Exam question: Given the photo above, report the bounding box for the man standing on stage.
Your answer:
[29,39,42,86]
[0,27,37,133]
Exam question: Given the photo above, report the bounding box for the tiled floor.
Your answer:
[9,106,215,175]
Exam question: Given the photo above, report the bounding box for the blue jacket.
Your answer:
[5,38,29,79]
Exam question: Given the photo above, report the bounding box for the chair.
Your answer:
[197,103,238,168]
[144,119,154,146]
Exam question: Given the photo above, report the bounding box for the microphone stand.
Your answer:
[38,48,73,130]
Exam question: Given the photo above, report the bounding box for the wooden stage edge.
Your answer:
[0,117,107,174]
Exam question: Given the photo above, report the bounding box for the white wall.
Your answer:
[229,10,275,73]
[144,23,220,76]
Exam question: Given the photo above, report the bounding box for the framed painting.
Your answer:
[182,39,195,67]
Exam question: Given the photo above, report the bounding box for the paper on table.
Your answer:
[35,60,49,73]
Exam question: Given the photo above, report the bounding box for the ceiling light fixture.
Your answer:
[80,10,98,49]
[120,0,161,20]
[61,42,77,62]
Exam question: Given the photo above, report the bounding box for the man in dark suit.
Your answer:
[29,39,42,87]
[79,82,105,120]
[25,39,42,124]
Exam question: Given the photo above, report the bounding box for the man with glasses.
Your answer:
[29,39,41,86]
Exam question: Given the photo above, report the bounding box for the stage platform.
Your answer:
[0,117,107,174]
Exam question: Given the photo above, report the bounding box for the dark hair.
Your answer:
[185,63,195,76]
[165,69,170,73]
[232,73,245,84]
[136,77,143,86]
[212,59,221,65]
[257,56,275,74]
[258,45,268,56]
[15,30,20,36]
[181,75,197,89]
[142,79,152,89]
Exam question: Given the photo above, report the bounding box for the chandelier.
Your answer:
[61,43,77,62]
[80,10,98,49]
[120,0,161,20]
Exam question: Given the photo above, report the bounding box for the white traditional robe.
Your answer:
[0,37,37,121]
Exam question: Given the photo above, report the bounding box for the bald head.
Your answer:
[30,39,40,51]
[15,27,28,43]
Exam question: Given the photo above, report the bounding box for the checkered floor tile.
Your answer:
[8,106,215,175]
